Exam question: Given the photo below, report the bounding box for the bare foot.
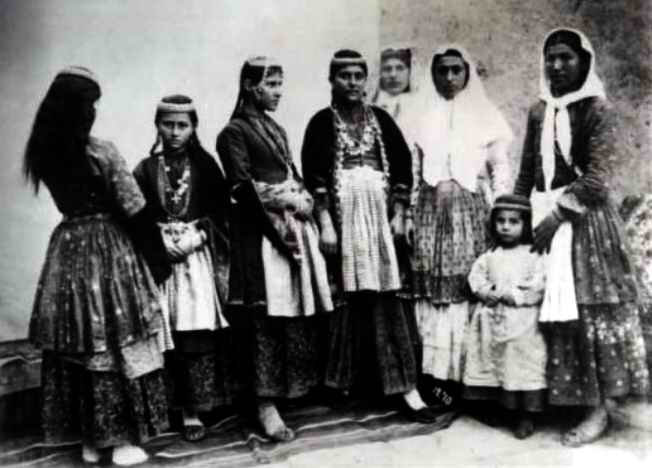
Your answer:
[257,400,295,442]
[561,405,608,447]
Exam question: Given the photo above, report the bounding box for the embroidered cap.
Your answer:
[492,194,532,213]
[156,95,196,113]
[329,49,368,79]
[56,66,99,85]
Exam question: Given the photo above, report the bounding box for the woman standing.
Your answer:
[133,95,235,442]
[26,67,169,466]
[514,28,649,446]
[411,45,513,406]
[216,57,333,442]
[373,46,423,293]
[301,50,438,422]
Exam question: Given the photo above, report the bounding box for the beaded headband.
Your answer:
[56,66,99,85]
[156,101,196,113]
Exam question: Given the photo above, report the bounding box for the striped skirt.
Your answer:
[338,166,400,292]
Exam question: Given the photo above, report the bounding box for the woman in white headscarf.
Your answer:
[411,45,513,406]
[373,46,423,308]
[514,28,649,446]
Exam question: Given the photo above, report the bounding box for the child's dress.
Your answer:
[463,245,547,411]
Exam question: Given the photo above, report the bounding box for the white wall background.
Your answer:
[0,0,380,340]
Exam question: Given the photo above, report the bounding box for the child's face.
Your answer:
[157,112,194,152]
[495,209,524,246]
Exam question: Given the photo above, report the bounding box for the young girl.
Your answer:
[217,57,333,441]
[463,194,547,439]
[26,67,169,466]
[134,95,235,442]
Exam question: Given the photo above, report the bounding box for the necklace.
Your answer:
[330,105,390,225]
[156,153,191,219]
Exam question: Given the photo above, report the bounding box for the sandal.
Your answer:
[267,425,296,442]
[561,407,608,447]
[182,423,207,442]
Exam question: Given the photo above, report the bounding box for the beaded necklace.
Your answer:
[330,105,390,225]
[156,153,191,219]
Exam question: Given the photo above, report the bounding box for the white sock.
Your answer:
[403,388,427,411]
[111,444,148,467]
[81,445,100,463]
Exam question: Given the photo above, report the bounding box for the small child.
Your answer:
[462,194,547,439]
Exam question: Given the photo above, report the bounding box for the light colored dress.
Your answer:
[463,245,547,393]
[412,44,513,381]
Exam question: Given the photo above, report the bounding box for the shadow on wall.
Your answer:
[379,0,652,200]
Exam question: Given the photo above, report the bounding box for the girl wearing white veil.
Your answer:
[514,28,648,446]
[412,45,513,405]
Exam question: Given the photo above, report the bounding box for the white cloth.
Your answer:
[414,44,513,200]
[262,218,333,317]
[416,299,469,381]
[159,221,228,334]
[531,188,578,322]
[534,28,606,322]
[338,166,401,292]
[539,28,606,187]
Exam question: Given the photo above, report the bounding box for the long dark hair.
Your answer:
[230,59,283,120]
[23,71,101,193]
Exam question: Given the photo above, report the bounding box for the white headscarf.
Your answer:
[539,28,605,190]
[415,44,513,193]
[372,45,421,146]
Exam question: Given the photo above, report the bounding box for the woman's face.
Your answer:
[380,57,410,96]
[157,112,194,151]
[331,64,367,104]
[545,43,584,97]
[253,71,283,112]
[432,55,467,100]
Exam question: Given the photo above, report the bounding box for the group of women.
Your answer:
[24,27,649,466]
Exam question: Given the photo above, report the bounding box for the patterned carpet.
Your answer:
[0,400,457,467]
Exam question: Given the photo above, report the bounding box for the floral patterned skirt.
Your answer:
[29,214,163,358]
[165,330,242,412]
[41,351,169,448]
[542,302,649,407]
[225,305,327,399]
[412,182,489,304]
[572,204,639,305]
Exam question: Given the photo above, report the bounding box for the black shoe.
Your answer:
[402,405,445,424]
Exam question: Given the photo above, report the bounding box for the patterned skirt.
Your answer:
[165,330,241,412]
[542,303,649,406]
[224,305,326,399]
[41,351,169,448]
[338,167,401,292]
[412,181,489,304]
[29,214,163,364]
